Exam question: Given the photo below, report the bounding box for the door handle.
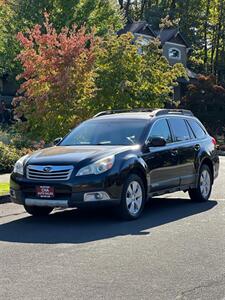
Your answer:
[170,149,178,156]
[194,144,200,151]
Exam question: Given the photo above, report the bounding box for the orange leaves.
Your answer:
[15,13,97,141]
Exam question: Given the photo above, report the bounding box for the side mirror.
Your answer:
[53,137,63,145]
[146,136,167,148]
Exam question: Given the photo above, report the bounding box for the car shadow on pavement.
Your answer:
[0,197,217,244]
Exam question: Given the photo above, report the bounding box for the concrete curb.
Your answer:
[0,195,10,204]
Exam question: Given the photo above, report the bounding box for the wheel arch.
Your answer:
[199,157,214,183]
[127,167,148,198]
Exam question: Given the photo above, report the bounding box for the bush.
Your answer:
[0,142,31,173]
[0,142,21,172]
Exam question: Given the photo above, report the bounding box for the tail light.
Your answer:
[212,137,217,146]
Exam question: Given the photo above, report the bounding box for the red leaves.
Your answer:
[15,13,97,141]
[17,14,95,86]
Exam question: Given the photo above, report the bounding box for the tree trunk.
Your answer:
[204,0,210,73]
[125,0,131,17]
[215,0,224,82]
[140,0,148,19]
[118,0,124,9]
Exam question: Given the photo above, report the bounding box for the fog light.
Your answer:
[10,188,16,199]
[84,192,110,202]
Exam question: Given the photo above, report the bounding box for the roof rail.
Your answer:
[93,108,194,118]
[93,108,155,118]
[153,109,193,117]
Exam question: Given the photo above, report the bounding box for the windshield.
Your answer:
[60,119,148,146]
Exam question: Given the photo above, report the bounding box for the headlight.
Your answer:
[76,155,115,176]
[13,154,29,175]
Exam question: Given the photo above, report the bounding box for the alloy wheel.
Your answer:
[200,169,211,199]
[126,181,143,216]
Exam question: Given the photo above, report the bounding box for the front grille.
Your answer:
[26,165,74,181]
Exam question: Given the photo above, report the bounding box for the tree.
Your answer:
[0,0,124,77]
[15,14,97,141]
[73,0,124,35]
[120,0,225,85]
[91,33,186,113]
[180,75,225,133]
[15,15,186,141]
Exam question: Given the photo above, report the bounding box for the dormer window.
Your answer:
[168,48,181,60]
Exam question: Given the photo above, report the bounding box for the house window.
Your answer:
[168,48,181,60]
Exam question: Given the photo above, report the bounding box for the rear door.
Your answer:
[168,117,197,186]
[143,118,180,192]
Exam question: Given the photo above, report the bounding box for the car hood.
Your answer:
[26,145,140,166]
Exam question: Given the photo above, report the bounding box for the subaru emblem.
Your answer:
[43,167,52,173]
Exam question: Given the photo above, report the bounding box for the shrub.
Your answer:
[0,142,31,173]
[0,142,21,172]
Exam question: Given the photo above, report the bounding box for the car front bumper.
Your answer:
[10,172,123,208]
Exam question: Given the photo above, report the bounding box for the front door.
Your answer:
[142,119,180,192]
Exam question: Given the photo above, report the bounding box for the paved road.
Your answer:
[0,158,225,300]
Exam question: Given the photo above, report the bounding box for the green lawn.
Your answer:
[0,183,9,196]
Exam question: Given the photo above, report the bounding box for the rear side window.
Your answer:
[169,118,190,142]
[149,119,172,143]
[188,119,206,139]
[185,121,195,139]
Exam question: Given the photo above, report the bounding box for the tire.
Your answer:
[117,174,146,220]
[188,164,212,202]
[24,205,53,216]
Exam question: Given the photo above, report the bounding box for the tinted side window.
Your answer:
[188,119,206,139]
[149,119,172,143]
[185,120,195,139]
[169,118,190,142]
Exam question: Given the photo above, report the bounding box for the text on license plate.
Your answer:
[36,186,55,198]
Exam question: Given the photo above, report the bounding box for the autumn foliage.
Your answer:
[15,13,186,141]
[15,13,96,140]
[180,75,225,133]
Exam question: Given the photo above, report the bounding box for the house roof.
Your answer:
[117,21,156,37]
[118,21,190,47]
[155,28,190,47]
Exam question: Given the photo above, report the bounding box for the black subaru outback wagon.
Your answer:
[10,109,219,220]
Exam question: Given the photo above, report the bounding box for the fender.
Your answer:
[117,153,150,191]
[194,148,215,187]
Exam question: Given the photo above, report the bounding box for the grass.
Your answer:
[0,182,9,196]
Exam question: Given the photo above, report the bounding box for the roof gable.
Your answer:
[118,22,190,47]
[155,28,189,47]
[118,21,156,38]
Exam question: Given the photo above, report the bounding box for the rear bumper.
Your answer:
[10,172,122,208]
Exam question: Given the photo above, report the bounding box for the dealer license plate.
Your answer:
[36,186,55,198]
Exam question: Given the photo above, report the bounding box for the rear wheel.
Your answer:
[117,174,146,220]
[188,164,212,202]
[24,205,53,216]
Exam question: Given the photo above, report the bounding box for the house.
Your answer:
[118,21,197,101]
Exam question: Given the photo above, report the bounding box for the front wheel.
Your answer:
[24,205,53,216]
[117,174,146,220]
[188,164,212,202]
